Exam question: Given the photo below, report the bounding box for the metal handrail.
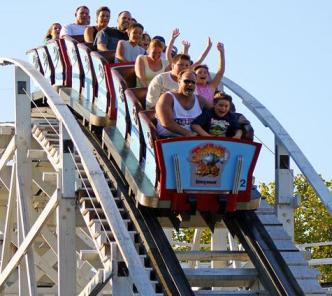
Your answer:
[222,76,332,215]
[0,57,155,295]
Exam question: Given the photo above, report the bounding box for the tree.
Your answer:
[260,175,332,283]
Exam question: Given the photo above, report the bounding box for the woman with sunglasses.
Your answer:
[194,42,225,103]
[156,69,210,138]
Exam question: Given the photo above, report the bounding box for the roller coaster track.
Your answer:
[0,57,329,295]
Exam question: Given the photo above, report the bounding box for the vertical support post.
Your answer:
[189,228,202,268]
[57,122,76,295]
[211,223,228,291]
[14,66,37,296]
[211,224,227,269]
[275,138,295,238]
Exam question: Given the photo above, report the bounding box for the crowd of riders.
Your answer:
[44,6,253,140]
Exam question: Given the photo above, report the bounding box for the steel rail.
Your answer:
[223,76,332,215]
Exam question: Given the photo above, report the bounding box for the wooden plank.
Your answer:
[176,250,249,262]
[32,169,56,197]
[288,266,320,279]
[263,226,291,240]
[295,279,324,294]
[184,268,257,287]
[57,122,76,296]
[0,136,15,173]
[195,291,268,296]
[279,251,308,266]
[256,214,282,226]
[260,239,299,251]
[0,166,16,272]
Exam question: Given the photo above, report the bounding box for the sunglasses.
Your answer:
[182,79,196,85]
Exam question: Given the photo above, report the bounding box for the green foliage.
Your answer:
[260,175,332,283]
[172,175,332,282]
[172,228,211,251]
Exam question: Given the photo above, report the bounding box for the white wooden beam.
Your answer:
[0,165,16,272]
[1,58,155,295]
[0,137,15,173]
[14,66,37,296]
[57,122,76,296]
[27,149,48,161]
[32,169,55,197]
[0,191,58,288]
[16,173,38,296]
[0,168,11,192]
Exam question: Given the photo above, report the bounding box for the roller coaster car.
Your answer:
[103,66,262,214]
[27,39,262,214]
[154,137,261,212]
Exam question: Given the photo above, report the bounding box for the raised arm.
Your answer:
[156,93,194,136]
[209,42,225,91]
[115,40,127,63]
[181,40,190,55]
[191,37,212,69]
[166,28,180,65]
[135,55,147,87]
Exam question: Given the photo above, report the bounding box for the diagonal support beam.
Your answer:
[0,190,59,287]
[16,172,38,296]
[0,136,15,173]
[0,165,17,272]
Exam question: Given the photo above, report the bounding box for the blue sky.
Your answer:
[0,0,331,184]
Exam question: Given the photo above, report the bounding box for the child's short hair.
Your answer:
[128,23,144,32]
[194,64,209,72]
[172,54,191,65]
[213,92,233,104]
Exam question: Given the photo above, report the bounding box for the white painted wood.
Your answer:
[211,227,228,268]
[57,122,76,296]
[42,172,58,184]
[0,165,16,273]
[14,66,37,296]
[33,247,58,283]
[27,149,48,161]
[175,250,248,261]
[275,140,295,238]
[16,173,37,296]
[227,232,241,268]
[32,169,56,197]
[189,228,202,268]
[111,242,132,296]
[0,191,59,287]
[0,167,11,191]
[0,137,15,173]
[184,267,257,287]
[223,76,332,215]
[1,58,155,295]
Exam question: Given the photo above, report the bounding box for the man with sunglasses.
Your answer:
[146,54,191,109]
[155,69,210,137]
